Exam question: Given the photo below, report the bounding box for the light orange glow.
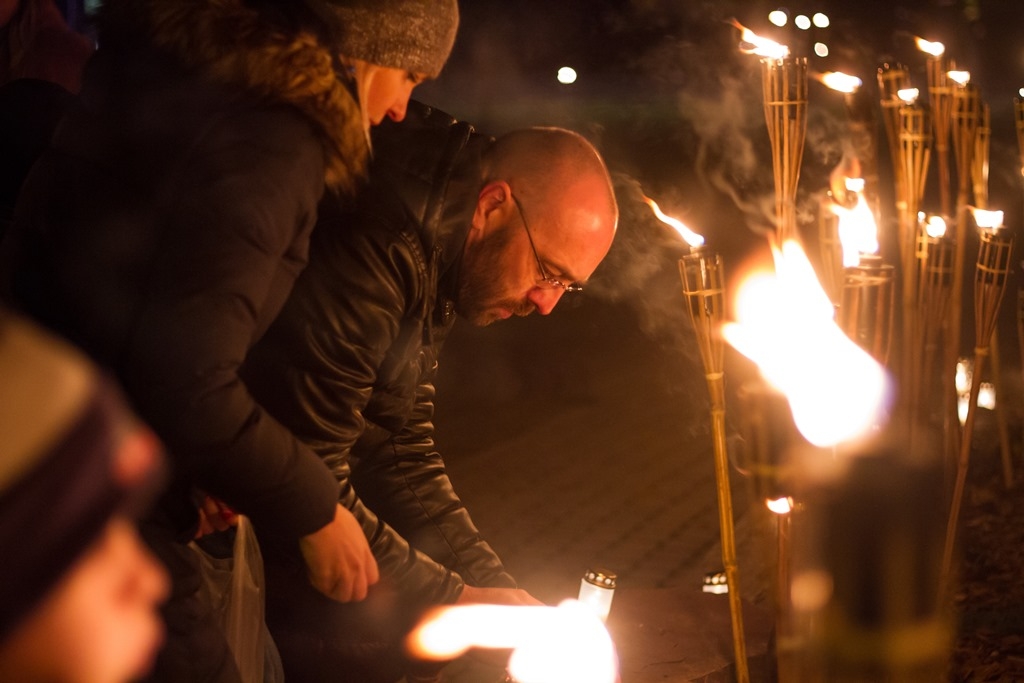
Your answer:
[766,496,793,514]
[721,241,891,447]
[643,196,705,248]
[407,600,618,683]
[915,37,945,57]
[817,71,862,93]
[730,19,790,59]
[830,177,878,267]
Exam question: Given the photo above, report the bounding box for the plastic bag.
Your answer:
[191,516,267,683]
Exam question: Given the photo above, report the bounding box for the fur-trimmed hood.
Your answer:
[100,0,368,193]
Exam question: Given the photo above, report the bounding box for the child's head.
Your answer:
[0,313,169,683]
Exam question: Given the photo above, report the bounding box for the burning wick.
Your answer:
[970,207,1004,232]
[915,37,946,57]
[817,71,862,94]
[407,600,618,683]
[729,18,789,59]
[643,196,705,248]
[897,88,920,104]
[947,70,971,86]
[766,496,793,514]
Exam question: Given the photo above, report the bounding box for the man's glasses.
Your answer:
[511,195,583,293]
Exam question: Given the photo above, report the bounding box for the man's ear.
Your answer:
[471,180,513,233]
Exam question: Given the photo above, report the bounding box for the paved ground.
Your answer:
[430,260,778,680]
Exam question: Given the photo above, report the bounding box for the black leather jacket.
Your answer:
[244,103,517,607]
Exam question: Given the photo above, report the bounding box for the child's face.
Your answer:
[0,518,169,683]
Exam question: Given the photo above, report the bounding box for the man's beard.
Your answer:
[455,225,534,326]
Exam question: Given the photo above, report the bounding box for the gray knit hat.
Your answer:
[329,0,459,79]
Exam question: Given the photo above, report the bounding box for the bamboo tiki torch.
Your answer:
[830,177,895,367]
[644,194,749,682]
[969,104,1013,487]
[878,64,911,219]
[913,216,954,444]
[945,74,981,462]
[920,40,953,218]
[1015,96,1024,173]
[941,209,1013,590]
[679,248,750,683]
[898,88,932,420]
[762,56,809,244]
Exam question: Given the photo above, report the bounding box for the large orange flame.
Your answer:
[722,241,891,447]
[730,19,789,59]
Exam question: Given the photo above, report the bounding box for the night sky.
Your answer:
[416,0,1024,306]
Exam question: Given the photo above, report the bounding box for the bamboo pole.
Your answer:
[877,64,911,212]
[679,252,749,683]
[941,226,1013,590]
[913,223,954,451]
[761,57,808,244]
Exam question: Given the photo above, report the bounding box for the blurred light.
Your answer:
[814,42,829,57]
[915,37,945,57]
[897,88,920,104]
[702,570,729,594]
[1019,87,1024,98]
[819,71,862,93]
[557,66,577,85]
[925,215,947,238]
[795,14,811,30]
[791,570,833,612]
[978,383,996,410]
[766,496,793,514]
[956,358,972,394]
[812,12,830,27]
[768,9,788,27]
[971,207,1004,231]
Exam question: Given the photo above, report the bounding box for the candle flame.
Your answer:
[407,600,617,683]
[766,496,793,514]
[730,19,790,59]
[831,178,878,267]
[643,196,705,248]
[915,37,945,57]
[970,206,1004,231]
[722,241,891,447]
[947,70,971,86]
[817,71,862,93]
[925,215,948,239]
[897,88,920,104]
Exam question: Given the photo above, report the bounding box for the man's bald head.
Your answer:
[481,127,618,281]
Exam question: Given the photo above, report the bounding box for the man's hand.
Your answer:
[456,584,544,607]
[299,503,379,602]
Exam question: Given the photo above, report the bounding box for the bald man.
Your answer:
[241,101,618,683]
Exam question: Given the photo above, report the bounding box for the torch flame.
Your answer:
[915,37,945,57]
[730,19,790,59]
[407,600,618,683]
[925,215,948,239]
[817,71,863,94]
[831,177,878,267]
[970,207,1004,231]
[947,70,971,86]
[721,241,891,447]
[897,88,920,104]
[643,196,705,248]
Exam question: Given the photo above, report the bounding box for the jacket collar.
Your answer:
[102,0,368,194]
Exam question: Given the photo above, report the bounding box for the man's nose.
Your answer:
[387,97,410,122]
[527,287,564,316]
